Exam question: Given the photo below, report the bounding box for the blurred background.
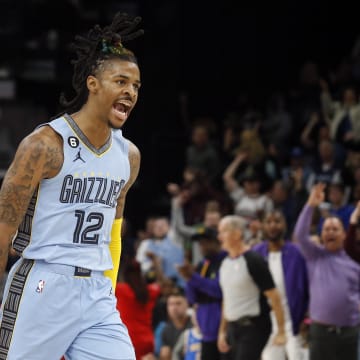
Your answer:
[0,0,359,234]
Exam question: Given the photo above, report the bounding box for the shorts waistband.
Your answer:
[25,259,104,278]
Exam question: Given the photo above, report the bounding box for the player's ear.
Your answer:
[87,75,99,94]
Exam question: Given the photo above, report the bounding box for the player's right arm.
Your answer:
[0,125,63,277]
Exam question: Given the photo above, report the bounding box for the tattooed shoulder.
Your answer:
[37,126,64,178]
[0,126,63,227]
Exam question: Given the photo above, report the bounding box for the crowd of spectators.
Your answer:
[109,48,360,359]
[1,32,360,360]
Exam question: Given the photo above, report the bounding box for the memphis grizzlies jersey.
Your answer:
[12,114,130,271]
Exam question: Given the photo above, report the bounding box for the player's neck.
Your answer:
[71,109,111,149]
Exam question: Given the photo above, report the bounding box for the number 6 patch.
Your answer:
[68,136,79,148]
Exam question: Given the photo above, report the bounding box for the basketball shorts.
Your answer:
[0,258,135,360]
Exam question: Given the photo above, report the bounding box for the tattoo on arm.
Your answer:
[0,183,32,225]
[0,247,9,275]
[115,142,141,218]
[0,126,62,276]
[0,127,63,229]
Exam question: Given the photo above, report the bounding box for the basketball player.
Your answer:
[0,12,143,360]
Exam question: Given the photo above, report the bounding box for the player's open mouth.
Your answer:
[113,103,130,120]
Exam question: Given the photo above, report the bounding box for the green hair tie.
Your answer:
[101,39,127,55]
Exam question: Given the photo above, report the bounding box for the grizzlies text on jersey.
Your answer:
[13,114,130,271]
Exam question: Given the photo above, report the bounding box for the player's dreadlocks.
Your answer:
[59,12,144,114]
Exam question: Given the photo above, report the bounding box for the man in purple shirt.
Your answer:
[293,182,360,360]
[253,210,309,360]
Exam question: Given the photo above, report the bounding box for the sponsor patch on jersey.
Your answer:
[36,280,45,293]
[68,136,79,148]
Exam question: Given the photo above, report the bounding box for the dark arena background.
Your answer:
[0,0,359,233]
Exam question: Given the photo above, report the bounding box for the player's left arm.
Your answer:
[104,141,141,289]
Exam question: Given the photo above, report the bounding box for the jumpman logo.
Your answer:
[73,147,86,163]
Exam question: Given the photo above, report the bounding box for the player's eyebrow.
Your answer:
[113,74,141,86]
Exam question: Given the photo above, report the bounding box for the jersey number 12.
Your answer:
[73,210,104,244]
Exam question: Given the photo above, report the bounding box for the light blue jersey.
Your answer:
[0,114,135,360]
[13,113,130,271]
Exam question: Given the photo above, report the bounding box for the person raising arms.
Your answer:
[293,183,360,360]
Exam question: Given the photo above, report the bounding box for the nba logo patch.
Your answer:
[36,280,45,293]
